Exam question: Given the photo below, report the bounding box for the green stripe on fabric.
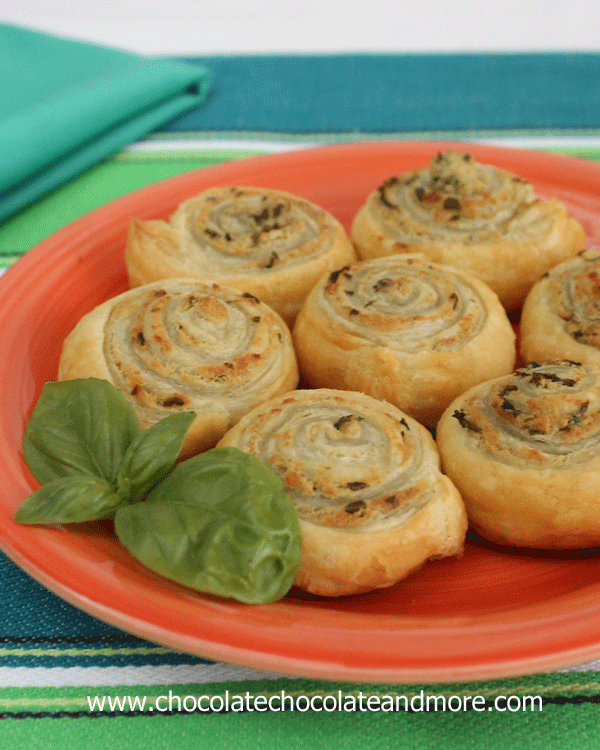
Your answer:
[2,706,598,750]
[114,149,263,162]
[0,153,247,260]
[0,640,212,669]
[535,146,600,160]
[0,255,21,267]
[1,675,600,750]
[2,671,600,715]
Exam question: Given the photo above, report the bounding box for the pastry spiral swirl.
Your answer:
[293,255,515,427]
[351,150,586,311]
[58,279,299,457]
[521,249,600,368]
[437,360,600,548]
[126,186,356,324]
[218,389,467,596]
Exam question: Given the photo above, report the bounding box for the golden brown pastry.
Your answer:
[126,186,356,325]
[58,279,299,457]
[292,254,516,428]
[437,360,600,549]
[351,150,586,311]
[218,389,467,597]
[520,249,600,368]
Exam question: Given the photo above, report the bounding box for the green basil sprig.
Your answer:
[17,378,195,523]
[15,378,301,604]
[114,448,301,604]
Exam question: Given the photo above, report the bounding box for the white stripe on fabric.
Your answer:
[0,663,290,688]
[122,134,600,154]
[123,139,319,153]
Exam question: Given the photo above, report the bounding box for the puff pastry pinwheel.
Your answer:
[351,150,586,311]
[58,279,299,458]
[126,186,356,325]
[520,249,600,368]
[218,389,467,597]
[437,360,600,549]
[292,254,516,428]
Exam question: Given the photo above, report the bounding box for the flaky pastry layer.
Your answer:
[293,254,515,428]
[126,186,356,324]
[218,389,467,596]
[437,360,600,548]
[351,150,586,311]
[58,279,299,457]
[521,249,600,368]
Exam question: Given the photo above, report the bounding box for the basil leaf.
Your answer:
[23,379,142,484]
[116,411,196,502]
[14,475,123,524]
[147,446,285,508]
[114,447,301,604]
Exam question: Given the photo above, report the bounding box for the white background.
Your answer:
[1,0,599,55]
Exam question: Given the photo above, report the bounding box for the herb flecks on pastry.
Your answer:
[453,361,600,460]
[293,255,515,428]
[126,186,356,324]
[218,389,467,597]
[521,249,600,367]
[437,360,600,549]
[351,150,586,311]
[58,279,299,458]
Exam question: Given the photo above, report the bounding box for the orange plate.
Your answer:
[2,141,600,685]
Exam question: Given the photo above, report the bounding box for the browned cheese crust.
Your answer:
[521,249,600,368]
[351,150,586,311]
[58,279,299,457]
[293,254,516,428]
[218,389,467,596]
[126,186,357,325]
[437,360,600,548]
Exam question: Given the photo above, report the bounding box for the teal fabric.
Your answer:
[0,24,211,221]
[0,551,217,667]
[168,52,600,134]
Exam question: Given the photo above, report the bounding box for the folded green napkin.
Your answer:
[0,24,211,221]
